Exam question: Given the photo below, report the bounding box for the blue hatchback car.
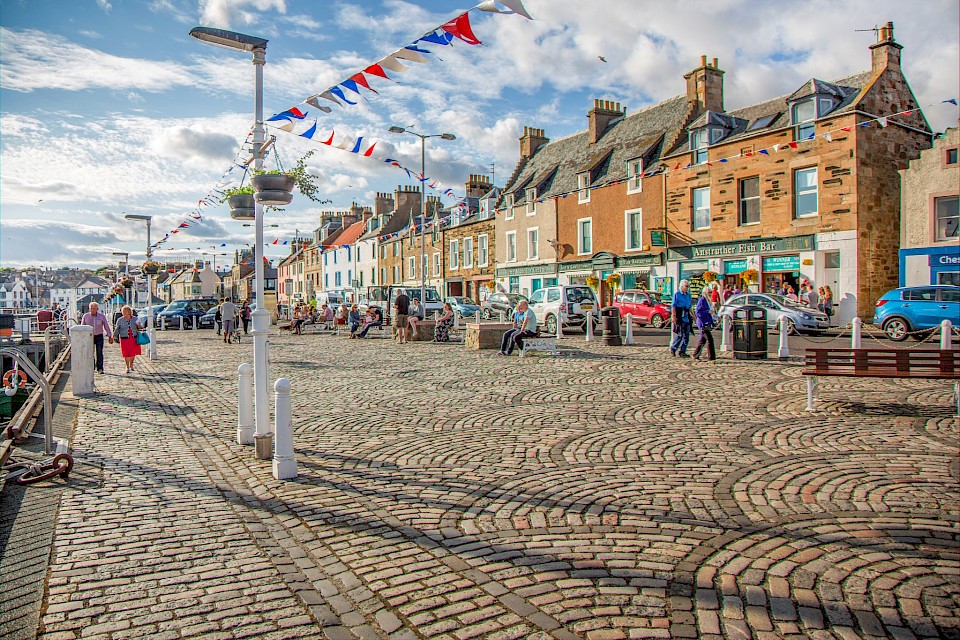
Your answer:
[873,285,960,341]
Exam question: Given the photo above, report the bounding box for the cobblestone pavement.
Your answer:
[32,328,960,639]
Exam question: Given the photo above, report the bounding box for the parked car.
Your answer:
[198,306,218,329]
[445,296,482,319]
[613,290,670,328]
[157,297,218,329]
[134,304,167,328]
[388,286,443,321]
[719,293,829,335]
[528,285,598,335]
[873,285,960,341]
[482,292,528,320]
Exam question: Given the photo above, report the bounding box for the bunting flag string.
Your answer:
[266,0,532,126]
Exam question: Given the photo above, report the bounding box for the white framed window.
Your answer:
[449,239,460,270]
[393,243,400,257]
[739,177,761,226]
[408,256,416,279]
[935,196,959,241]
[624,208,643,251]
[393,265,400,282]
[432,253,441,276]
[506,231,517,263]
[526,187,537,215]
[692,187,711,230]
[792,99,816,141]
[527,227,539,260]
[463,237,474,268]
[691,128,709,165]
[578,173,591,203]
[627,159,643,193]
[478,234,489,267]
[577,218,592,255]
[505,194,515,219]
[794,168,818,218]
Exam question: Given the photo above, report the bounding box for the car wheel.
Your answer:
[883,317,910,342]
[650,314,665,329]
[482,309,492,320]
[545,314,558,336]
[784,319,797,335]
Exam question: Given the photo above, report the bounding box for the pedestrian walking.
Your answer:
[498,299,537,356]
[393,291,411,344]
[822,286,834,323]
[240,300,252,334]
[113,305,141,374]
[81,301,113,374]
[219,298,237,344]
[692,283,717,361]
[670,280,693,357]
[806,284,819,310]
[215,298,223,335]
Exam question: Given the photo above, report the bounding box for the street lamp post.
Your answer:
[112,251,129,313]
[125,215,157,360]
[190,26,271,445]
[388,127,455,304]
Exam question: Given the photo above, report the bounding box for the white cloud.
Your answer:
[198,0,287,29]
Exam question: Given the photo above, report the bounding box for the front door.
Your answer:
[531,278,542,295]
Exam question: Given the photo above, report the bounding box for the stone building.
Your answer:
[439,175,495,302]
[498,22,933,323]
[899,126,959,286]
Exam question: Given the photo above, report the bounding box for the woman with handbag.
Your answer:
[692,283,717,361]
[114,305,142,374]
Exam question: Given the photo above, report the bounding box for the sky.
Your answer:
[1,0,957,270]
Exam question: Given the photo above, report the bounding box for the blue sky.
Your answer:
[1,0,957,269]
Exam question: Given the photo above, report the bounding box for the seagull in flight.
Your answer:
[598,56,607,63]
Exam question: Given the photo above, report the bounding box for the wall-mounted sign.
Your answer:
[650,230,666,247]
[558,259,592,273]
[495,263,558,277]
[617,254,663,268]
[762,255,801,272]
[723,259,748,275]
[667,235,815,261]
[931,253,960,266]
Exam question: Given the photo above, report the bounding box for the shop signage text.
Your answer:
[930,254,960,266]
[762,255,801,272]
[496,263,558,277]
[723,259,748,274]
[667,235,815,261]
[617,254,663,268]
[558,260,591,273]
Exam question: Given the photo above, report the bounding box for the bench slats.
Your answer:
[802,348,960,379]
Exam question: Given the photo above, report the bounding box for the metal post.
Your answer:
[475,310,480,324]
[237,363,254,445]
[851,317,862,349]
[720,314,731,352]
[777,315,790,359]
[624,313,634,345]
[251,45,272,446]
[272,378,297,480]
[192,315,197,330]
[179,316,184,330]
[499,310,505,323]
[585,313,594,342]
[454,312,459,329]
[419,136,426,311]
[146,219,157,360]
[43,328,51,373]
[941,319,953,350]
[806,376,816,412]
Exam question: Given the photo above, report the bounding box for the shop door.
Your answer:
[531,278,542,295]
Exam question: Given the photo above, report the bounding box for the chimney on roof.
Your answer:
[464,173,491,198]
[684,55,724,114]
[374,191,394,217]
[588,99,624,144]
[870,21,901,72]
[519,126,549,159]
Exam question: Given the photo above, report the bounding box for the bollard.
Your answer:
[434,310,439,321]
[777,315,790,359]
[43,328,51,373]
[556,313,563,339]
[179,316,184,330]
[161,317,165,331]
[192,316,197,330]
[475,310,481,324]
[499,310,505,323]
[68,324,94,395]
[237,363,254,445]
[720,314,732,352]
[272,378,298,480]
[851,317,862,349]
[942,319,954,350]
[624,313,634,345]
[585,313,595,342]
[454,312,459,329]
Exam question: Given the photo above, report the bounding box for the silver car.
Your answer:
[720,293,830,334]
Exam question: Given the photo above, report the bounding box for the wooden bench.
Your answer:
[520,335,558,358]
[802,348,960,414]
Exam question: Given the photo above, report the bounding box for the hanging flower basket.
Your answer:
[227,194,256,221]
[484,280,497,292]
[702,270,718,283]
[585,275,600,291]
[605,273,621,291]
[119,279,133,288]
[142,261,161,275]
[252,173,295,206]
[740,268,759,284]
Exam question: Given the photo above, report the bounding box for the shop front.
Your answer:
[899,245,960,286]
[495,263,558,299]
[616,254,662,291]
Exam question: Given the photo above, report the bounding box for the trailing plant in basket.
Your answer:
[221,186,254,200]
[253,150,323,202]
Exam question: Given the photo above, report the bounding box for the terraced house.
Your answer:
[499,23,932,323]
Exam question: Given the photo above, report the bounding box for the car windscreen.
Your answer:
[165,301,188,311]
[565,287,595,302]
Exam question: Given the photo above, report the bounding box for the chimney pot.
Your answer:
[712,57,718,68]
[700,54,707,67]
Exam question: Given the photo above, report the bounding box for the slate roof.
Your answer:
[501,95,689,205]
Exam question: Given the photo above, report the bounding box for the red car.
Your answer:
[613,290,670,328]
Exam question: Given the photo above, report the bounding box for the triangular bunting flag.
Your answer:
[300,120,318,139]
[392,48,430,64]
[788,141,799,149]
[841,126,853,132]
[822,132,832,142]
[305,96,333,112]
[350,137,364,154]
[349,72,378,93]
[363,142,377,157]
[328,86,357,105]
[364,64,390,79]
[417,31,454,46]
[378,56,410,73]
[440,12,482,45]
[317,90,343,106]
[878,117,888,128]
[322,131,335,145]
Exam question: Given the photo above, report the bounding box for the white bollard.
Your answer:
[942,319,954,350]
[777,315,790,359]
[68,324,94,395]
[454,312,460,329]
[851,317,862,349]
[585,313,595,342]
[499,310,505,323]
[475,310,481,324]
[237,363,254,445]
[179,316,184,330]
[272,378,298,480]
[624,313,634,345]
[720,314,732,352]
[192,315,197,330]
[161,317,165,331]
[556,313,563,339]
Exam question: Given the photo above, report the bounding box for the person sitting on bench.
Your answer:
[498,300,537,356]
[357,307,383,338]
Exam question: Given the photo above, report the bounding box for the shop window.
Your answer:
[934,196,959,241]
[939,273,960,287]
[506,232,517,263]
[626,158,643,193]
[625,208,643,250]
[738,177,760,225]
[692,187,710,230]
[794,168,818,218]
[449,239,459,270]
[509,276,519,293]
[824,251,840,270]
[577,219,592,255]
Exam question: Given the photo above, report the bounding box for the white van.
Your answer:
[528,285,598,335]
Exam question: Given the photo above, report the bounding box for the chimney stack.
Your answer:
[588,99,624,144]
[684,55,725,114]
[464,173,492,198]
[519,126,549,159]
[869,21,901,72]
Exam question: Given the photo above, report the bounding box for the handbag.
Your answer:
[135,331,151,345]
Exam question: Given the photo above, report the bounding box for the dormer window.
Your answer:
[504,193,515,219]
[792,99,816,140]
[626,158,643,193]
[578,173,591,203]
[526,187,537,215]
[690,126,726,165]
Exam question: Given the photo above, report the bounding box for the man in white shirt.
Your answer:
[219,298,237,344]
